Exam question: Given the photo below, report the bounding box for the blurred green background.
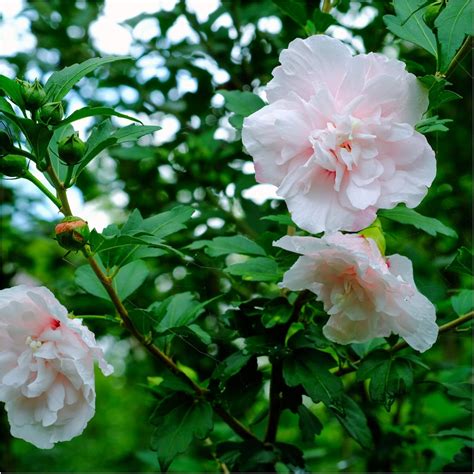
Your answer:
[0,0,472,472]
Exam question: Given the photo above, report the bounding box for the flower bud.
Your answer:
[17,79,47,110]
[55,216,90,251]
[423,1,443,28]
[0,154,28,177]
[0,129,13,157]
[58,132,86,165]
[38,101,64,125]
[358,218,386,255]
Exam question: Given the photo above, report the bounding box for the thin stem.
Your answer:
[334,311,474,376]
[46,164,73,215]
[444,36,472,78]
[24,171,62,208]
[264,291,309,443]
[64,166,74,189]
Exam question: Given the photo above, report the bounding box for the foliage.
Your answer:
[0,0,472,473]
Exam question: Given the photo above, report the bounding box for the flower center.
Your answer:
[25,336,42,351]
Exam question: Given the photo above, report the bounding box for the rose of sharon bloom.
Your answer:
[0,285,113,449]
[275,233,438,352]
[242,35,436,233]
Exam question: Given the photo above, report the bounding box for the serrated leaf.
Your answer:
[225,257,280,282]
[383,0,438,58]
[219,90,265,117]
[419,75,462,111]
[416,115,452,133]
[150,393,213,472]
[379,205,457,238]
[445,247,473,275]
[435,0,473,72]
[44,56,130,102]
[357,350,414,410]
[283,348,343,407]
[330,395,373,449]
[56,106,142,128]
[451,290,474,315]
[297,405,323,442]
[204,235,266,257]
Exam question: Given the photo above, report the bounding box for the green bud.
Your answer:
[0,154,28,177]
[423,1,443,28]
[17,79,47,110]
[38,101,64,125]
[0,129,13,156]
[58,132,86,165]
[55,216,90,251]
[358,218,386,255]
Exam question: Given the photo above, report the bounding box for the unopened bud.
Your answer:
[358,218,386,255]
[424,1,443,28]
[17,79,47,110]
[0,154,28,177]
[38,101,64,125]
[55,216,90,250]
[58,132,86,165]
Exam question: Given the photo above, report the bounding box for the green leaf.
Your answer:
[419,75,462,111]
[445,247,473,275]
[0,76,24,109]
[76,120,161,176]
[75,259,149,301]
[283,348,343,407]
[219,90,265,116]
[261,297,293,328]
[379,205,458,238]
[416,115,452,133]
[261,214,295,226]
[150,292,207,333]
[451,290,474,315]
[383,0,438,58]
[56,106,142,128]
[311,9,337,33]
[150,393,213,472]
[357,350,414,410]
[44,56,131,102]
[212,351,252,381]
[225,257,281,282]
[297,405,323,442]
[204,235,266,257]
[272,0,307,26]
[435,0,473,72]
[330,395,373,449]
[442,382,472,400]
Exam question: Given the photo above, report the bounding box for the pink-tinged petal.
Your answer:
[266,35,352,103]
[345,179,381,209]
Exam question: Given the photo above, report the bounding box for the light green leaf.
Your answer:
[150,393,213,472]
[451,289,474,315]
[44,56,131,102]
[225,257,281,282]
[379,205,457,238]
[383,0,438,58]
[56,106,142,128]
[435,0,473,72]
[114,259,149,300]
[204,235,266,257]
[416,115,452,133]
[219,90,265,117]
[75,263,110,301]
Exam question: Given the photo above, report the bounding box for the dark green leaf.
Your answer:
[445,247,473,275]
[44,56,131,102]
[212,351,252,381]
[330,395,373,449]
[379,205,458,238]
[0,75,25,109]
[56,106,142,127]
[283,348,343,407]
[150,393,213,471]
[297,405,323,442]
[272,0,307,26]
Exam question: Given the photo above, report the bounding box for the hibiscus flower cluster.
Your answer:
[243,35,438,352]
